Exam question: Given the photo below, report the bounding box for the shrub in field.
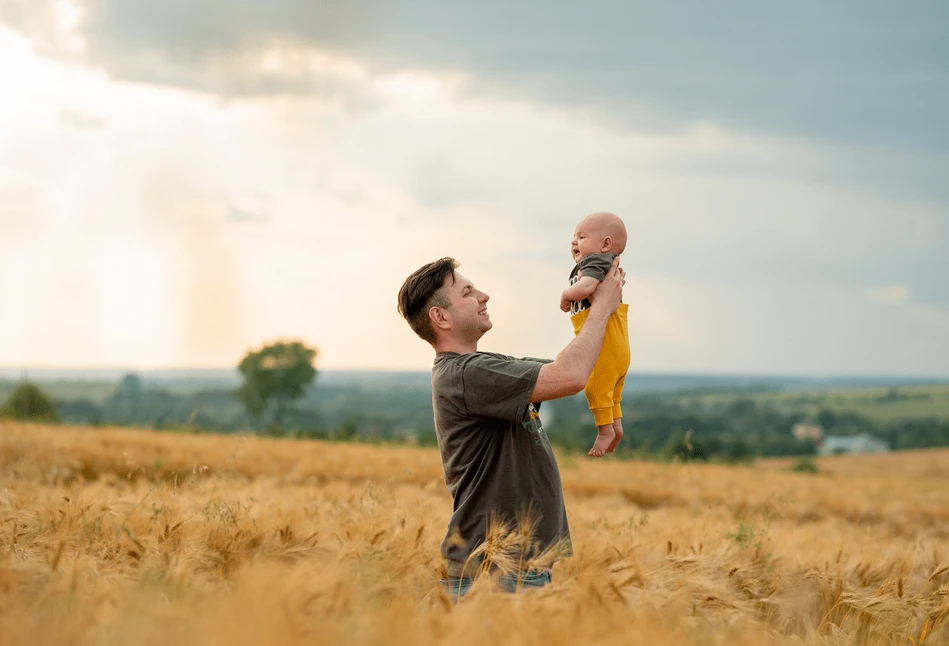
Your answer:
[791,457,820,474]
[0,383,58,422]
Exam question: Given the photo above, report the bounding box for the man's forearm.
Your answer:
[556,308,609,384]
[531,307,611,401]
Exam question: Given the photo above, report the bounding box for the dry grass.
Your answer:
[2,421,948,645]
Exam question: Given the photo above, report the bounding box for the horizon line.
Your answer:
[1,366,948,381]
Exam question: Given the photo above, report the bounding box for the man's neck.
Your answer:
[432,337,478,355]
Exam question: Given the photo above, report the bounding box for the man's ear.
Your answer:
[429,306,451,331]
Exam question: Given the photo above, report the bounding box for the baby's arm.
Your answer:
[560,275,600,311]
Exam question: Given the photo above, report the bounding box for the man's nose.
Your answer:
[479,291,490,303]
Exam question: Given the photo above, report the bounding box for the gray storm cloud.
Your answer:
[3,0,947,157]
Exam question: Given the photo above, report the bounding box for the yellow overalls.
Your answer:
[570,303,630,426]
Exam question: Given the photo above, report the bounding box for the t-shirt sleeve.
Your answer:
[519,357,553,365]
[460,354,544,423]
[577,253,615,282]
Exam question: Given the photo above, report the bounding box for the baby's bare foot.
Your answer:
[588,426,615,457]
[607,421,624,453]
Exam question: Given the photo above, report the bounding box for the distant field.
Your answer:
[0,379,118,404]
[1,422,947,645]
[690,383,949,422]
[757,446,949,478]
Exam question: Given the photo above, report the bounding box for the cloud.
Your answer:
[410,151,500,208]
[58,108,106,129]
[368,99,949,300]
[1,21,946,374]
[4,0,947,211]
[866,285,910,305]
[1,0,385,105]
[0,168,43,238]
[4,0,947,161]
[225,203,269,224]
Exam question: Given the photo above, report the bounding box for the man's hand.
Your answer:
[587,256,625,315]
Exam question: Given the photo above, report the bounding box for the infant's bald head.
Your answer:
[580,212,627,255]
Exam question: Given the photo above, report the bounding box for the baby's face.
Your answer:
[571,220,607,262]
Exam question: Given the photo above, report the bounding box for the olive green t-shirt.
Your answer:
[432,351,572,575]
[568,252,618,316]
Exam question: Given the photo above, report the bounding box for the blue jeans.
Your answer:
[440,570,552,601]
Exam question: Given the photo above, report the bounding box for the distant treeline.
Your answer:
[3,374,949,462]
[542,392,949,460]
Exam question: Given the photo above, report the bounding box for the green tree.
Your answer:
[109,372,143,423]
[1,383,59,422]
[236,340,318,430]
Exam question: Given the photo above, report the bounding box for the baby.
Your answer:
[559,212,631,457]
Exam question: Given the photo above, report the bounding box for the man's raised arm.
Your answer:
[530,258,625,402]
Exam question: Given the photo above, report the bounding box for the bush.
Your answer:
[1,383,59,422]
[790,457,819,474]
[723,436,754,463]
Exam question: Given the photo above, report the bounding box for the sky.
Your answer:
[0,0,947,375]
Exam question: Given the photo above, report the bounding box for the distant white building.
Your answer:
[818,433,889,456]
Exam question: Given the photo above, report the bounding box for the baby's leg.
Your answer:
[588,423,615,457]
[584,354,616,458]
[607,418,623,453]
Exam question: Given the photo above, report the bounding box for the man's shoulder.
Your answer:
[434,351,508,377]
[434,352,544,383]
[436,350,509,362]
[474,351,515,362]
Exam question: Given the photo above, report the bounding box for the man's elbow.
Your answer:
[556,362,590,395]
[536,365,588,400]
[564,373,587,396]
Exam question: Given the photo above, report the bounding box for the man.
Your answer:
[397,256,625,596]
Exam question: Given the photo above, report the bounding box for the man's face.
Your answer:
[443,272,492,340]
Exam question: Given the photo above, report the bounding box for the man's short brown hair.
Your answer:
[397,257,459,344]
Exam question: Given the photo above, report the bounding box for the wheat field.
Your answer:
[1,422,947,645]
